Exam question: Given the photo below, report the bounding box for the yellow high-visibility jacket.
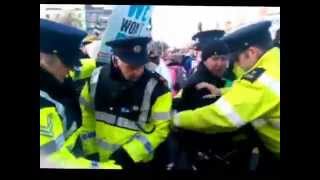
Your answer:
[174,47,280,156]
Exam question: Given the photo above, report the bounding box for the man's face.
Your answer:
[235,47,261,71]
[40,52,71,83]
[116,57,144,81]
[204,55,229,77]
[149,56,160,65]
[166,51,174,61]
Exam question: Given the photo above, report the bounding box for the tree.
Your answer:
[53,10,84,30]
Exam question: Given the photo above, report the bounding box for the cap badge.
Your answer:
[133,45,142,53]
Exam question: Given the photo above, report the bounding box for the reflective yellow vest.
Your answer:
[40,90,121,169]
[69,59,97,81]
[79,66,172,163]
[174,47,280,156]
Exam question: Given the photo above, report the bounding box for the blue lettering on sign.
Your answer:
[141,6,150,22]
[129,21,140,34]
[120,18,141,35]
[120,18,132,32]
[128,5,150,23]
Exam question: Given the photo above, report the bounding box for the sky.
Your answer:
[40,5,280,48]
[151,6,280,48]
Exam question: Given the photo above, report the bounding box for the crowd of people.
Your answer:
[40,16,280,175]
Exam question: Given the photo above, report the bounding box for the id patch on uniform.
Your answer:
[40,114,54,138]
[242,67,266,83]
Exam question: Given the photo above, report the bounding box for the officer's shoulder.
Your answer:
[241,67,266,83]
[147,69,169,87]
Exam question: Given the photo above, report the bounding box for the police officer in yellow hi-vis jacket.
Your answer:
[40,19,121,169]
[172,21,280,174]
[79,36,172,169]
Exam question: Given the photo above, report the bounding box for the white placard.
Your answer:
[97,5,153,64]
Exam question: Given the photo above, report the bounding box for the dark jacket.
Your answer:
[176,62,226,111]
[40,68,82,128]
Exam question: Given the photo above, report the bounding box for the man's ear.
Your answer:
[112,56,118,67]
[245,46,258,59]
[251,46,264,59]
[40,52,51,67]
[247,47,255,55]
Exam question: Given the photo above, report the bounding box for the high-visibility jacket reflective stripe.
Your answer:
[91,161,99,169]
[252,118,280,129]
[95,111,141,131]
[95,111,171,131]
[151,112,171,120]
[79,96,94,109]
[134,134,153,154]
[96,133,154,155]
[215,96,246,128]
[138,78,158,124]
[90,66,103,101]
[80,132,96,141]
[96,138,121,152]
[40,133,65,154]
[257,73,280,96]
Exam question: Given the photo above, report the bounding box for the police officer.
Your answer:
[40,19,120,169]
[172,21,280,174]
[178,39,231,111]
[79,37,172,169]
[188,29,227,80]
[192,30,226,50]
[173,30,228,108]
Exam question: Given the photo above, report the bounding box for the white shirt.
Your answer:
[155,59,173,90]
[85,40,102,59]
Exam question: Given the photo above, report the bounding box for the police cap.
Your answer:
[201,39,230,61]
[222,21,272,53]
[106,37,152,67]
[192,30,225,50]
[40,19,87,68]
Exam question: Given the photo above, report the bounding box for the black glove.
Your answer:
[110,148,135,169]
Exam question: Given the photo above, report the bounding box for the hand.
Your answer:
[110,148,135,169]
[196,82,221,97]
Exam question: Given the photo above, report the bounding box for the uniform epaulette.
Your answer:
[241,67,266,83]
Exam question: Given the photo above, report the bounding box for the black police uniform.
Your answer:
[40,68,82,133]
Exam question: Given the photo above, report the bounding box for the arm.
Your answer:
[173,78,279,134]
